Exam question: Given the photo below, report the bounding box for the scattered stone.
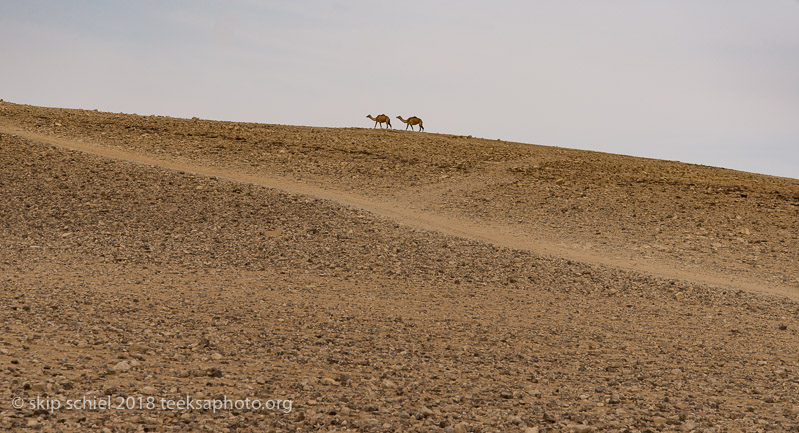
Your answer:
[129,343,148,353]
[666,415,682,425]
[681,420,697,431]
[417,406,433,419]
[335,373,351,385]
[320,377,339,386]
[110,361,131,373]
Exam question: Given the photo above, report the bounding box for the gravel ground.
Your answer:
[1,102,799,432]
[2,102,796,291]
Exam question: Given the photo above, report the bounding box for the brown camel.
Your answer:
[396,116,424,131]
[366,114,392,129]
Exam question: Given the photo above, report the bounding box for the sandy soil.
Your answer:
[1,101,798,432]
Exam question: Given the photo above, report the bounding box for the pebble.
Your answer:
[320,377,339,386]
[129,343,148,353]
[110,361,131,373]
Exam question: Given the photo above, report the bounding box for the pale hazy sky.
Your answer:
[2,1,797,179]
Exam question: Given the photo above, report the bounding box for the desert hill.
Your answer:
[1,101,798,432]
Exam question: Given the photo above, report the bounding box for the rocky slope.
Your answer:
[1,101,798,432]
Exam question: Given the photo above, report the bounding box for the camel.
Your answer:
[366,114,392,129]
[396,116,424,131]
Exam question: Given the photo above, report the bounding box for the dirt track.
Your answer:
[1,101,799,432]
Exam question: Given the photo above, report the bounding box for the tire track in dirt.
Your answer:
[3,124,794,300]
